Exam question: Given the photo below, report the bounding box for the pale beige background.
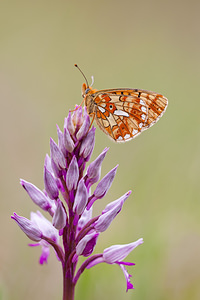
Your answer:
[1,1,200,299]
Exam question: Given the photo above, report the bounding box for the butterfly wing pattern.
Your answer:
[84,87,168,142]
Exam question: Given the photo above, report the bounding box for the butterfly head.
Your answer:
[82,83,97,98]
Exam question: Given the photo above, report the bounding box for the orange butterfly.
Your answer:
[75,65,168,142]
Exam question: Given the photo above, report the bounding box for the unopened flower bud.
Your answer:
[79,127,95,159]
[57,124,67,157]
[64,111,75,135]
[95,191,131,232]
[76,110,90,141]
[50,138,66,170]
[20,179,51,211]
[44,167,59,200]
[86,147,109,186]
[94,165,118,199]
[11,213,42,242]
[103,238,144,264]
[66,156,79,191]
[73,178,88,215]
[52,200,67,230]
[72,106,83,129]
[76,231,99,257]
[64,127,75,153]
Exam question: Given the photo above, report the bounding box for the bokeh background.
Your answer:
[1,0,200,299]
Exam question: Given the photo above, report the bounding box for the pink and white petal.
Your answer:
[39,244,50,265]
[119,264,134,292]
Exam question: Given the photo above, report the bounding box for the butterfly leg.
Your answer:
[89,112,95,130]
[70,98,85,112]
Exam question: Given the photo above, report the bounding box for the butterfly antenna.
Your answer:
[75,64,89,88]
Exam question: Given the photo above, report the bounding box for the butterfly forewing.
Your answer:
[84,88,168,142]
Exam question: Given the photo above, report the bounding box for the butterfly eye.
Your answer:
[85,88,90,94]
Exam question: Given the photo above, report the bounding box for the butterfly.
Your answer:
[75,64,168,142]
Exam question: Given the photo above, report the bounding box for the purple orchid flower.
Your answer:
[11,106,143,300]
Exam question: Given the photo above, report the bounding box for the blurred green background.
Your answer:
[1,0,200,299]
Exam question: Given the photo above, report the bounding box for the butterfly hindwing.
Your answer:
[91,89,168,142]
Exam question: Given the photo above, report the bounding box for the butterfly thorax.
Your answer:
[82,83,98,116]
